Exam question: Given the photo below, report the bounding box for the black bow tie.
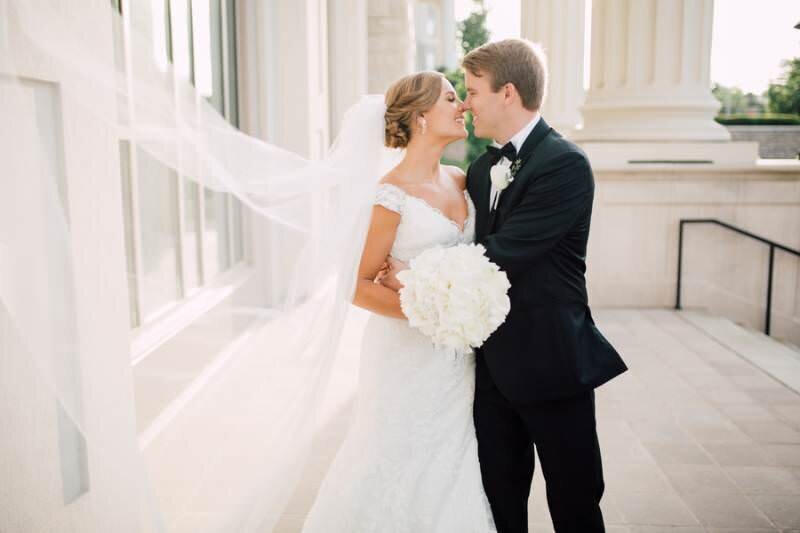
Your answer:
[486,142,517,164]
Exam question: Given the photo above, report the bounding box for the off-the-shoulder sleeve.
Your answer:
[374,183,405,215]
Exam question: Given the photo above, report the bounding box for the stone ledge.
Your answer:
[593,168,800,181]
[578,141,771,172]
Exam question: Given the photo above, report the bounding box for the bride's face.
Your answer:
[420,78,468,143]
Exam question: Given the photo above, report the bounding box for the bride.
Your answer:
[301,71,496,532]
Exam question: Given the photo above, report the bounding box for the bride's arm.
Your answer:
[353,205,406,319]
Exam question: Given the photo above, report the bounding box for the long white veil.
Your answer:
[0,0,401,530]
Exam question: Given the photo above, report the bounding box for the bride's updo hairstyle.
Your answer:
[384,71,444,149]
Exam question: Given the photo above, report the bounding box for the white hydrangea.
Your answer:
[396,243,511,355]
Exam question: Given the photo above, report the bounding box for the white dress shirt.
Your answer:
[489,113,541,211]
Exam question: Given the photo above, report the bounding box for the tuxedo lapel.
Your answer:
[488,118,553,232]
[471,161,492,242]
[486,188,500,235]
[518,116,553,162]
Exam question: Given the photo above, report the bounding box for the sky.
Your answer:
[453,0,799,95]
[710,0,799,93]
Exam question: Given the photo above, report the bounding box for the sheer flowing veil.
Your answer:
[0,0,401,530]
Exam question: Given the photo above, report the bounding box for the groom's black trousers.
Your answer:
[473,355,605,533]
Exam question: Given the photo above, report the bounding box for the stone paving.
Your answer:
[277,309,800,532]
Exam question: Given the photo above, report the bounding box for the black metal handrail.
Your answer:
[676,218,800,336]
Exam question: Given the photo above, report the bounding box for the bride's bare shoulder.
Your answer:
[378,164,407,186]
[442,165,467,191]
[378,170,400,186]
[378,166,417,190]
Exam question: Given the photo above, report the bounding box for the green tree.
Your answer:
[766,57,800,115]
[713,83,766,116]
[457,2,490,57]
[713,83,747,115]
[441,0,491,168]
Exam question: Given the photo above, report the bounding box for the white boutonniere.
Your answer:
[489,158,523,218]
[489,157,522,192]
[489,158,513,191]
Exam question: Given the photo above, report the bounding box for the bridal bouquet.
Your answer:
[396,243,511,354]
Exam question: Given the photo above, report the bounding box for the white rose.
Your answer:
[489,158,513,191]
[397,243,511,356]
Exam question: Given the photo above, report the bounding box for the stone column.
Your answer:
[574,0,729,142]
[368,0,415,94]
[239,0,330,159]
[440,0,457,70]
[328,0,368,137]
[520,0,586,136]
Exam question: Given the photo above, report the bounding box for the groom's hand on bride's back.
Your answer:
[376,256,407,292]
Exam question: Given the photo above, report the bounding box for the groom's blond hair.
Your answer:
[462,39,547,111]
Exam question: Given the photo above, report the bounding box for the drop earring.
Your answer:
[419,117,427,135]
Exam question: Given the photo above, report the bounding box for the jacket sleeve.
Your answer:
[478,151,593,278]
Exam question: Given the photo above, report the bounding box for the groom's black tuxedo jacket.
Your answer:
[467,118,627,405]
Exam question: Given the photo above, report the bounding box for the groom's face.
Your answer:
[462,70,504,141]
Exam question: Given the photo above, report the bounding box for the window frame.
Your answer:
[116,0,249,359]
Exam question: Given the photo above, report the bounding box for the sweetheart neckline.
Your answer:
[380,183,473,234]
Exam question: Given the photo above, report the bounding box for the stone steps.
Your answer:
[680,310,800,395]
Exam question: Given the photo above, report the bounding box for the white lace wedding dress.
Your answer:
[302,183,497,533]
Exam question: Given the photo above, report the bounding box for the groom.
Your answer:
[459,39,627,532]
[383,39,627,532]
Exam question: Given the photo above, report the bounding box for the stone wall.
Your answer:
[587,166,800,344]
[368,0,414,94]
[727,126,800,160]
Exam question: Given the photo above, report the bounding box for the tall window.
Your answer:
[116,0,245,329]
[414,2,441,71]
